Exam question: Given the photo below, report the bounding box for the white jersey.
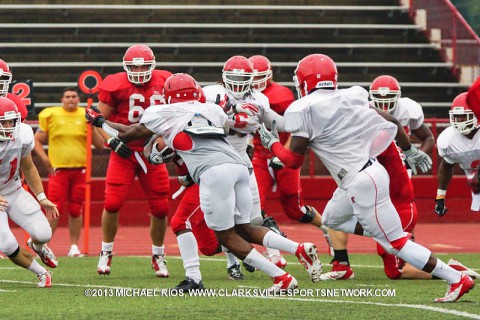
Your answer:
[140,101,246,183]
[286,86,397,187]
[437,126,480,178]
[390,97,424,134]
[0,123,34,195]
[203,84,284,168]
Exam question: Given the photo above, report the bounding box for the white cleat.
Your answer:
[448,258,480,279]
[295,242,322,282]
[152,254,169,278]
[97,251,112,275]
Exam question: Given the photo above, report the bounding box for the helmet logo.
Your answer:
[377,87,391,96]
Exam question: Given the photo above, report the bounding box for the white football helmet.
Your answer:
[369,75,401,113]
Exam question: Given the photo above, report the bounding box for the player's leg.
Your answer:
[276,166,333,254]
[99,153,136,274]
[320,230,355,280]
[67,169,86,257]
[140,161,170,277]
[200,163,297,292]
[350,161,473,302]
[45,169,68,233]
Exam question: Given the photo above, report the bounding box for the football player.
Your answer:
[0,59,28,121]
[0,97,59,287]
[86,73,323,293]
[249,55,333,257]
[95,44,172,277]
[260,53,474,302]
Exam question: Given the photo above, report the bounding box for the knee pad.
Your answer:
[7,246,20,258]
[31,224,52,244]
[68,202,83,218]
[198,242,220,256]
[380,250,403,280]
[171,214,188,234]
[298,205,317,223]
[250,216,263,227]
[280,194,304,221]
[149,197,169,219]
[104,194,124,213]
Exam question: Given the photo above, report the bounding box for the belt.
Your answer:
[360,159,374,172]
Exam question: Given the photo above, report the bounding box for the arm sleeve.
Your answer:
[270,142,305,169]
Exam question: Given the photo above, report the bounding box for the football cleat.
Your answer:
[262,216,287,237]
[97,251,112,275]
[295,242,322,282]
[67,244,82,258]
[27,239,58,268]
[320,260,355,281]
[435,274,475,303]
[447,258,480,279]
[243,261,256,273]
[268,273,298,295]
[151,254,169,278]
[171,277,204,293]
[227,263,246,280]
[270,254,287,269]
[37,271,52,288]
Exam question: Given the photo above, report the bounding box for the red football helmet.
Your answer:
[163,73,202,104]
[293,54,338,98]
[369,75,401,112]
[123,44,156,85]
[449,92,479,135]
[249,55,272,92]
[0,59,12,97]
[222,55,253,99]
[0,97,21,141]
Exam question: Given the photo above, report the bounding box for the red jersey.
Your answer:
[377,142,414,203]
[7,93,27,121]
[253,82,294,158]
[98,69,172,151]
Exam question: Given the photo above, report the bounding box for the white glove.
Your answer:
[148,142,175,164]
[259,120,279,150]
[403,145,432,175]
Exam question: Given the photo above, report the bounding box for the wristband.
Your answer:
[436,189,446,199]
[36,192,47,202]
[102,123,119,139]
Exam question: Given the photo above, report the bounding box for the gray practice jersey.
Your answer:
[140,100,247,183]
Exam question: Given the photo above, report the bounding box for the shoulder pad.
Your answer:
[19,122,34,145]
[99,72,129,92]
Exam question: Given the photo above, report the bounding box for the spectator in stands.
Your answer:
[248,55,333,259]
[0,96,59,287]
[94,44,172,277]
[260,53,474,303]
[322,74,435,279]
[34,87,104,257]
[0,59,28,121]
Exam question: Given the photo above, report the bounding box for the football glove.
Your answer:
[434,197,448,217]
[403,145,432,175]
[234,102,260,117]
[85,106,105,127]
[269,156,284,170]
[148,142,175,164]
[178,174,194,187]
[259,120,279,150]
[107,137,132,159]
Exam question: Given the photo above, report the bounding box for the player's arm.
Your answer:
[435,158,454,216]
[411,123,435,154]
[33,129,53,175]
[261,108,286,132]
[20,153,59,219]
[373,108,432,174]
[259,121,307,169]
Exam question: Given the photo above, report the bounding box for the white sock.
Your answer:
[177,233,202,283]
[152,245,165,256]
[432,260,462,284]
[244,248,285,278]
[225,251,239,268]
[102,242,113,252]
[28,259,46,275]
[262,231,298,254]
[266,248,282,258]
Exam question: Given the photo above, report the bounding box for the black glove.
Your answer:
[434,197,448,217]
[85,106,105,127]
[269,156,284,170]
[246,144,254,160]
[107,137,132,159]
[178,174,194,187]
[148,142,175,164]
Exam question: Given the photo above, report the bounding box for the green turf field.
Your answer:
[0,253,479,319]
